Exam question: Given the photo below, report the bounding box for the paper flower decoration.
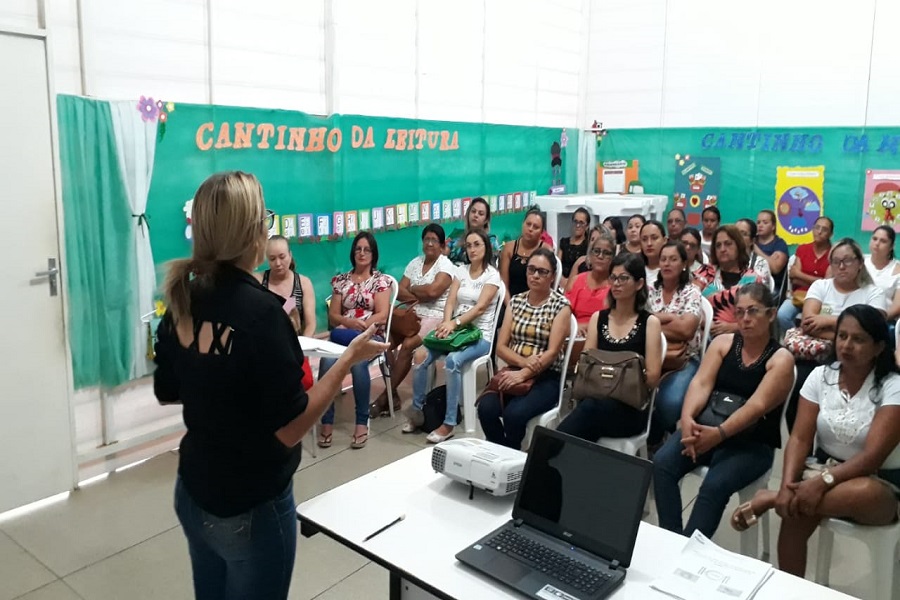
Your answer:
[137,96,159,122]
[154,299,166,317]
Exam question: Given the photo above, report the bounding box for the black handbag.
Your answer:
[696,390,754,439]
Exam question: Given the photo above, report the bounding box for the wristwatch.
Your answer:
[454,317,461,327]
[820,469,835,487]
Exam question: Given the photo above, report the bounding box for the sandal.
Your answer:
[317,430,333,448]
[731,501,759,532]
[350,430,369,449]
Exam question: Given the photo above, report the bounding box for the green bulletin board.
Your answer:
[595,127,900,247]
[147,104,570,329]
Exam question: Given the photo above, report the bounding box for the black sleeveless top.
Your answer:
[261,270,304,321]
[596,309,650,354]
[714,334,783,448]
[508,239,544,296]
[560,236,588,277]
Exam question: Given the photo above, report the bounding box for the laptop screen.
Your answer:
[513,427,651,567]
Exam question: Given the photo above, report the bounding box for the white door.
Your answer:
[0,31,74,513]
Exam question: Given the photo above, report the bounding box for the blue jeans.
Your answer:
[649,358,700,445]
[412,338,490,427]
[653,436,775,538]
[777,298,800,333]
[477,372,561,449]
[174,477,296,600]
[319,356,371,426]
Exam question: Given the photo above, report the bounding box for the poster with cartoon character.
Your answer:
[862,169,900,232]
[673,156,720,229]
[775,166,825,245]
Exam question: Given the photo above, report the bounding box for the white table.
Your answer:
[296,449,856,600]
[298,336,346,359]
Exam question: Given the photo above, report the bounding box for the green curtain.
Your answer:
[58,95,135,388]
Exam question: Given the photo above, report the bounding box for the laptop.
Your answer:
[456,426,652,600]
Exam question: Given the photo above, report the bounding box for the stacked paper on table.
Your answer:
[650,530,773,600]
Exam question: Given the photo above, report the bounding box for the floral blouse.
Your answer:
[332,270,391,338]
[699,268,766,325]
[647,284,703,358]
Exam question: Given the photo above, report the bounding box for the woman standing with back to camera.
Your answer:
[154,171,386,600]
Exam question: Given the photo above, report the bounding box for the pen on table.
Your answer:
[363,514,406,542]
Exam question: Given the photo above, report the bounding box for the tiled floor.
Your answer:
[0,378,884,599]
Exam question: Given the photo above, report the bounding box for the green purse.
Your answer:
[422,323,482,353]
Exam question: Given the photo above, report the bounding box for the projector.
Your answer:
[431,438,527,496]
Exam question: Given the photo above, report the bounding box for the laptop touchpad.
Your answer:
[488,555,531,583]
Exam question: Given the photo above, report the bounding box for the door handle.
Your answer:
[34,258,59,296]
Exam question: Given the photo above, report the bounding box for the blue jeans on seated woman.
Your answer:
[478,371,561,449]
[174,476,296,600]
[411,338,490,427]
[653,435,775,538]
[649,357,701,445]
[777,298,801,334]
[318,336,383,426]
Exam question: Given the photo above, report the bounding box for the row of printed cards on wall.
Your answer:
[271,191,537,240]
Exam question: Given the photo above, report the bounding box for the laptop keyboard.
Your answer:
[486,529,613,594]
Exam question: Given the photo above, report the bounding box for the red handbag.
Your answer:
[479,367,535,409]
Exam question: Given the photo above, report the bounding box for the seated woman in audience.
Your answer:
[647,241,704,448]
[565,228,614,335]
[735,218,773,289]
[731,305,900,578]
[446,197,502,266]
[777,216,833,333]
[700,206,721,258]
[621,214,645,255]
[565,225,605,289]
[666,208,686,242]
[558,207,591,289]
[681,227,714,286]
[405,229,502,442]
[500,207,552,301]
[698,225,767,337]
[318,231,391,449]
[865,225,900,329]
[259,235,316,337]
[653,283,795,538]
[755,209,789,293]
[800,238,886,341]
[374,224,454,416]
[478,248,572,449]
[557,253,662,441]
[640,219,666,283]
[603,216,626,251]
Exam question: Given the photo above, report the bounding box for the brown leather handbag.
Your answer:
[389,301,421,339]
[572,349,649,411]
[479,367,535,409]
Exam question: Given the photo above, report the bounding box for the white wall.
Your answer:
[0,0,587,127]
[586,0,898,128]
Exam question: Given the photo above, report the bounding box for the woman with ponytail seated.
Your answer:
[154,172,386,599]
[731,305,900,579]
[260,235,316,390]
[478,248,572,450]
[653,283,795,539]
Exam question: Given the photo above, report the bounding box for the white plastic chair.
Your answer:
[815,517,900,600]
[680,366,797,560]
[554,255,564,291]
[699,296,713,357]
[378,276,400,418]
[456,282,506,432]
[521,314,578,450]
[595,332,667,458]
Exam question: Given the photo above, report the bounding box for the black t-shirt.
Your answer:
[154,265,308,517]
